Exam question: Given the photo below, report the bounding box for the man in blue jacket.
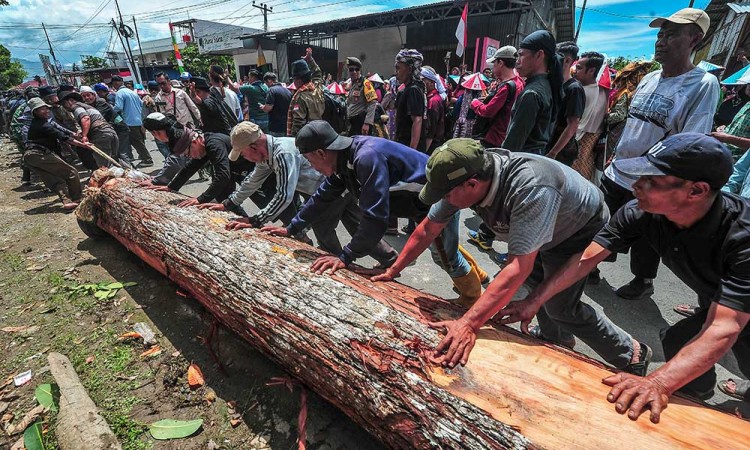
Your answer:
[262,120,487,305]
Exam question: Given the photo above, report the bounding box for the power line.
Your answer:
[574,5,657,20]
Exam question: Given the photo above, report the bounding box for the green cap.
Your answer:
[419,138,485,205]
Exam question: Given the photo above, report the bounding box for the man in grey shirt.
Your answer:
[373,139,651,374]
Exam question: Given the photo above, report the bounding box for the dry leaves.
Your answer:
[187,363,205,389]
[227,401,242,428]
[118,332,142,341]
[5,404,46,435]
[1,326,38,334]
[139,346,162,358]
[85,355,95,364]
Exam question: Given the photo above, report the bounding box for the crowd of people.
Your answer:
[1,6,749,425]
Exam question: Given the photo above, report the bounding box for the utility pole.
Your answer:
[41,22,61,85]
[132,17,149,81]
[111,18,138,84]
[113,0,142,84]
[689,0,696,7]
[252,1,273,33]
[575,0,587,42]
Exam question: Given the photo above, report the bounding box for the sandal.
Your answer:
[718,378,750,401]
[736,402,750,421]
[673,304,700,318]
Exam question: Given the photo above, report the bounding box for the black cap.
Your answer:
[192,76,210,91]
[39,86,57,98]
[210,65,224,75]
[295,120,353,154]
[291,59,311,78]
[111,75,123,82]
[58,90,83,103]
[612,133,734,190]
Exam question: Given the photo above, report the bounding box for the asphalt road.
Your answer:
[136,136,745,416]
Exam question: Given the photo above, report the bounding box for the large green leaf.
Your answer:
[94,290,110,300]
[105,282,124,290]
[122,282,138,287]
[149,418,203,440]
[34,384,59,412]
[23,421,45,450]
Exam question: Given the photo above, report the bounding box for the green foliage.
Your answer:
[176,43,234,79]
[80,55,110,85]
[23,421,45,450]
[0,44,28,90]
[607,55,661,72]
[149,418,203,440]
[35,383,61,412]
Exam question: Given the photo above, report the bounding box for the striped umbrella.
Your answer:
[327,82,346,95]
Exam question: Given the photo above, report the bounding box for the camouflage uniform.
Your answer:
[287,56,325,137]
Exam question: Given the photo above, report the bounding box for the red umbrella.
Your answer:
[327,82,346,95]
[461,73,486,91]
[286,82,297,91]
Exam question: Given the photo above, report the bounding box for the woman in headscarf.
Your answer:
[605,61,653,161]
[381,76,399,140]
[452,74,485,139]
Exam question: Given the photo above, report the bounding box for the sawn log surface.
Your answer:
[80,177,750,450]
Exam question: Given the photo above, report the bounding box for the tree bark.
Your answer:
[77,175,750,450]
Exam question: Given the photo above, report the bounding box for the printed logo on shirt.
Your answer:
[363,80,378,103]
[293,104,300,111]
[628,93,675,130]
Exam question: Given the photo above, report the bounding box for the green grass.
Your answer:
[2,251,23,271]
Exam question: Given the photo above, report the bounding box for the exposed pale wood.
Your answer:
[48,352,122,450]
[78,176,750,450]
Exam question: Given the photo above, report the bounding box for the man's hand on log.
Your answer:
[177,198,200,208]
[602,373,670,424]
[260,226,289,237]
[226,218,252,231]
[428,317,477,368]
[370,267,400,282]
[197,202,226,211]
[311,255,346,275]
[498,299,541,334]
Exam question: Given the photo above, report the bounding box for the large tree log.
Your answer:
[77,175,750,449]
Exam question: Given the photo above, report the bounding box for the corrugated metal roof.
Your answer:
[728,2,750,13]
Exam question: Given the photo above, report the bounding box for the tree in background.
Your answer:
[80,55,109,85]
[608,56,661,73]
[172,43,235,79]
[0,44,28,90]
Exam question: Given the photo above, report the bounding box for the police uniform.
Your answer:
[345,57,378,136]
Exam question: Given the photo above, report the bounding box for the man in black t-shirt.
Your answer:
[260,72,292,137]
[394,49,427,152]
[547,41,585,166]
[506,133,750,423]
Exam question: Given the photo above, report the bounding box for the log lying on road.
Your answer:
[77,175,750,449]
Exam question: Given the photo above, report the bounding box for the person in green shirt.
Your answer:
[240,69,269,132]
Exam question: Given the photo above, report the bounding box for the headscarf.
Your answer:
[422,65,447,101]
[395,49,424,82]
[520,30,563,111]
[610,61,654,108]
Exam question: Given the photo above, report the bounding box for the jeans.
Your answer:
[600,175,660,279]
[249,117,269,133]
[113,123,132,165]
[388,190,470,279]
[155,140,171,159]
[661,307,750,394]
[527,210,635,369]
[129,126,152,162]
[153,154,190,185]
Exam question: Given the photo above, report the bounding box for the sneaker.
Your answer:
[528,325,576,349]
[623,341,652,377]
[491,252,508,266]
[401,224,415,234]
[467,230,493,251]
[587,267,601,285]
[385,227,399,236]
[138,160,154,168]
[615,277,654,300]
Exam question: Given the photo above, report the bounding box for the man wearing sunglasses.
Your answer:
[345,56,378,137]
[153,72,202,131]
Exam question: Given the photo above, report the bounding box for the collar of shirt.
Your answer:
[666,195,724,239]
[478,152,504,208]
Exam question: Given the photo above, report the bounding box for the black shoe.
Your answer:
[138,160,154,168]
[623,341,652,377]
[528,325,576,349]
[616,277,654,300]
[587,268,601,285]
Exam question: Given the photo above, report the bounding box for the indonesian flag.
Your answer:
[455,2,468,58]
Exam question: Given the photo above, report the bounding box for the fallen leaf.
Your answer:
[25,265,46,272]
[2,326,36,333]
[171,351,181,358]
[149,418,203,440]
[0,402,9,414]
[23,421,44,450]
[123,313,135,323]
[9,436,24,450]
[187,363,205,389]
[140,346,162,358]
[230,418,242,428]
[204,388,216,404]
[34,384,59,412]
[85,356,95,364]
[118,332,142,341]
[6,404,46,435]
[115,375,137,381]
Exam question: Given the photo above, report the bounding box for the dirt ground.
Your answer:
[0,138,384,449]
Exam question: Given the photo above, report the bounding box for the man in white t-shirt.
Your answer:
[599,8,719,300]
[572,51,608,183]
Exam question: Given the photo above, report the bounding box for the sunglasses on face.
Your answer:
[158,81,169,85]
[348,67,360,72]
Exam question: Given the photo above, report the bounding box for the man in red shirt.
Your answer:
[470,46,524,148]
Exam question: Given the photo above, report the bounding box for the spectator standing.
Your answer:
[287,48,325,137]
[393,49,427,152]
[420,68,445,152]
[112,76,154,167]
[572,51,608,182]
[547,41,585,165]
[260,72,292,137]
[345,56,378,136]
[240,69,269,131]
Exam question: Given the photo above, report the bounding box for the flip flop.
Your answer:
[718,378,750,401]
[673,304,700,318]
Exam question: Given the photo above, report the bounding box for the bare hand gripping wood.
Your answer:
[77,175,750,450]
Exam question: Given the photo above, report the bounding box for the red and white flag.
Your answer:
[455,2,468,58]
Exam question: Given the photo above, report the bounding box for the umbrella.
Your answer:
[596,63,612,90]
[722,65,750,85]
[479,73,490,83]
[286,82,297,90]
[697,60,724,72]
[367,73,384,84]
[461,73,486,91]
[327,82,346,95]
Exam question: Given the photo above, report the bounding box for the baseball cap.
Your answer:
[93,83,109,92]
[295,120,353,154]
[111,75,123,82]
[649,8,710,35]
[611,133,733,190]
[229,121,262,161]
[486,45,518,64]
[419,138,486,205]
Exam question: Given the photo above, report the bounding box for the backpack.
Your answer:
[322,90,348,133]
[471,80,516,140]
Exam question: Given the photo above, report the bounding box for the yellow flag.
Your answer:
[257,41,267,67]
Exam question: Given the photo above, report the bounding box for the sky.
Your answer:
[0,0,713,81]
